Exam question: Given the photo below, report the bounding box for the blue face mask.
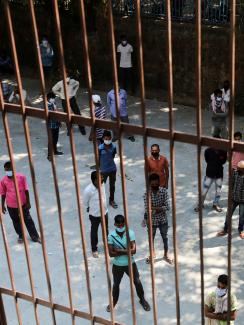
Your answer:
[116,226,125,233]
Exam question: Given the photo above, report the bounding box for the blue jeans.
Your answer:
[150,222,169,252]
[224,201,244,233]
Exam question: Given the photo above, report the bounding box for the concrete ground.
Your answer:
[0,78,244,325]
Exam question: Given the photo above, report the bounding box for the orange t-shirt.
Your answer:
[147,155,169,187]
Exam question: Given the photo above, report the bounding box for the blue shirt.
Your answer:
[48,101,60,129]
[107,89,127,118]
[99,143,117,173]
[108,229,135,266]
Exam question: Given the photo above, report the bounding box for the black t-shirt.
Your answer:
[204,148,227,178]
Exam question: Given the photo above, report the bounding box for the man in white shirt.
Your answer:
[117,35,134,94]
[8,84,30,105]
[52,72,86,135]
[83,171,108,258]
[221,80,230,103]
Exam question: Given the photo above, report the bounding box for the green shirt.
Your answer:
[205,291,238,325]
[108,229,135,266]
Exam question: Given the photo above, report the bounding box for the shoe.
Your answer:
[109,201,118,209]
[217,230,227,237]
[18,236,23,244]
[32,237,42,244]
[128,136,135,142]
[67,130,70,136]
[92,251,99,258]
[47,156,51,161]
[106,304,116,312]
[79,126,86,135]
[194,205,204,213]
[54,151,63,156]
[139,299,151,311]
[213,204,222,212]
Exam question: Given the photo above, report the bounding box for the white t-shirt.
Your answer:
[117,43,133,68]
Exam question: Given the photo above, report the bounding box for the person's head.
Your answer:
[92,94,101,107]
[234,131,242,141]
[120,34,127,46]
[214,88,223,99]
[47,92,56,103]
[216,274,228,297]
[103,130,112,146]
[41,35,49,47]
[114,214,125,233]
[91,171,103,188]
[237,160,244,175]
[223,80,230,91]
[4,161,13,178]
[151,144,160,159]
[149,173,160,192]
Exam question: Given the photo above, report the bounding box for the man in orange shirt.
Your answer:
[147,144,169,188]
[232,131,244,170]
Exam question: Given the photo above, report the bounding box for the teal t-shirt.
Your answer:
[108,229,135,266]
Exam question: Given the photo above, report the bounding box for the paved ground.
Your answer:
[0,78,244,325]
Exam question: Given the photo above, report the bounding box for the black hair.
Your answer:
[218,274,228,285]
[214,88,222,96]
[120,34,126,40]
[91,171,97,183]
[223,80,230,85]
[151,144,160,150]
[149,173,160,183]
[41,35,48,40]
[114,214,125,224]
[103,130,112,138]
[234,131,242,139]
[4,161,11,169]
[47,92,56,100]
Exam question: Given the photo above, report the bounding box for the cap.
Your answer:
[92,94,101,104]
[237,160,244,169]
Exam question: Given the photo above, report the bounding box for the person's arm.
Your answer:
[83,187,91,212]
[25,190,31,210]
[72,80,79,94]
[204,149,209,164]
[107,93,111,111]
[108,240,136,257]
[8,91,14,103]
[52,82,61,97]
[1,195,6,214]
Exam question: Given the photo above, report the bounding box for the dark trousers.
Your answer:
[102,171,116,202]
[119,67,134,94]
[43,66,52,92]
[89,214,108,252]
[62,96,85,132]
[150,222,169,252]
[112,263,144,305]
[111,115,133,140]
[7,206,39,239]
[48,127,59,156]
[224,201,244,233]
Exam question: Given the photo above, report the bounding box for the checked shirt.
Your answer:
[232,170,244,203]
[144,187,170,226]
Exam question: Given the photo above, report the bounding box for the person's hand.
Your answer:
[141,219,147,228]
[25,202,31,210]
[1,206,6,214]
[88,135,93,142]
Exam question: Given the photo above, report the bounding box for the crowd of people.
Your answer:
[0,34,243,321]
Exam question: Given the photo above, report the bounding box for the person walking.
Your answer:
[40,36,54,92]
[142,173,173,264]
[52,72,86,136]
[83,171,108,258]
[210,89,228,139]
[205,274,237,324]
[0,161,41,244]
[46,92,63,161]
[107,87,135,142]
[88,94,107,144]
[99,130,118,209]
[147,144,169,188]
[194,143,227,213]
[217,160,244,239]
[107,214,150,312]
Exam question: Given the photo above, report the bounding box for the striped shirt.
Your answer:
[232,170,244,203]
[94,104,106,139]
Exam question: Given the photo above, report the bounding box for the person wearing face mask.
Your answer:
[106,214,150,312]
[52,71,86,136]
[99,130,118,209]
[217,160,244,239]
[210,89,228,139]
[40,36,54,91]
[0,161,41,244]
[147,144,169,188]
[83,171,108,258]
[142,173,173,265]
[205,274,237,324]
[46,92,63,161]
[117,34,134,94]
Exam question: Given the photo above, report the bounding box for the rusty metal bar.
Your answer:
[165,0,181,323]
[195,1,205,324]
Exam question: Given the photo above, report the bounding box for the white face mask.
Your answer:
[6,171,13,177]
[42,40,48,47]
[216,96,222,101]
[216,287,227,297]
[49,98,55,104]
[104,140,112,145]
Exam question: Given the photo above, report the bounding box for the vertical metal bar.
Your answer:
[227,0,236,323]
[134,1,158,324]
[165,0,181,324]
[195,1,205,324]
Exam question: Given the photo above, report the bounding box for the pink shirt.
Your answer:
[232,151,244,170]
[0,173,28,208]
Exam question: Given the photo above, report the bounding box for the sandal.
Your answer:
[239,232,244,239]
[163,256,174,265]
[217,230,227,237]
[146,254,156,264]
[106,304,115,312]
[139,299,151,311]
[109,201,118,209]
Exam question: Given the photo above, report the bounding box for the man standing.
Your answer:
[99,130,118,209]
[232,132,244,171]
[221,80,230,104]
[210,89,228,139]
[52,72,86,136]
[83,171,108,258]
[107,214,150,312]
[217,160,244,239]
[142,173,173,264]
[117,34,134,94]
[107,87,135,142]
[88,94,107,144]
[205,274,237,324]
[147,144,169,188]
[0,161,41,244]
[40,36,54,91]
[194,143,227,213]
